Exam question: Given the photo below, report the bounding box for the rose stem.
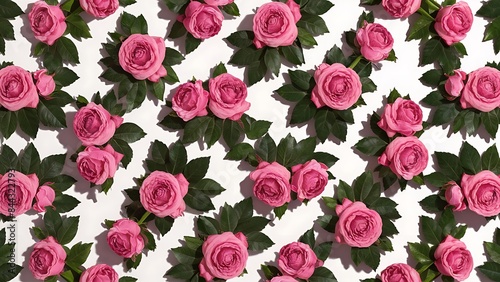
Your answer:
[417,8,435,21]
[426,0,441,10]
[348,55,363,69]
[66,263,83,274]
[137,212,151,225]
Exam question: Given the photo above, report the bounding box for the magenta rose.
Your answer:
[434,235,473,280]
[29,236,66,280]
[444,70,466,100]
[80,264,118,282]
[107,219,144,258]
[252,1,299,48]
[179,1,223,40]
[461,170,500,217]
[172,80,209,122]
[381,263,421,282]
[269,276,298,282]
[204,0,234,6]
[460,66,500,112]
[33,185,56,213]
[444,181,466,212]
[0,65,39,111]
[434,2,473,46]
[33,69,56,97]
[118,34,167,82]
[378,136,429,180]
[356,22,394,62]
[76,145,123,185]
[80,0,119,18]
[28,1,67,46]
[73,102,123,146]
[0,171,38,217]
[208,73,250,120]
[199,232,248,281]
[311,63,362,110]
[377,98,423,138]
[291,160,328,201]
[381,0,421,18]
[278,242,322,279]
[335,198,382,247]
[249,161,292,207]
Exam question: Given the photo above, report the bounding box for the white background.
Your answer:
[1,0,499,281]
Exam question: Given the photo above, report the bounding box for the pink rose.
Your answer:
[204,0,234,6]
[269,276,298,282]
[180,1,223,40]
[199,232,248,281]
[381,263,421,282]
[356,23,394,62]
[444,70,466,100]
[107,219,144,258]
[33,185,56,213]
[0,171,38,217]
[278,242,322,279]
[291,160,328,201]
[76,145,123,185]
[461,170,500,217]
[434,2,473,46]
[381,0,421,18]
[80,264,119,282]
[249,162,292,207]
[377,98,423,138]
[444,181,466,212]
[172,80,209,121]
[460,67,500,112]
[139,171,189,218]
[378,136,429,180]
[79,0,119,18]
[28,1,67,46]
[311,63,362,110]
[335,198,382,248]
[434,235,473,281]
[33,69,56,97]
[208,73,250,120]
[73,102,123,146]
[29,236,66,280]
[252,1,299,48]
[118,34,167,82]
[0,65,39,111]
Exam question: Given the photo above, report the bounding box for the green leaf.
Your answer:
[353,172,378,204]
[225,143,254,161]
[44,208,62,238]
[436,151,464,181]
[296,13,329,35]
[248,60,267,86]
[421,216,443,245]
[459,142,481,174]
[114,123,146,143]
[222,119,243,148]
[222,2,239,16]
[171,246,200,265]
[0,110,17,139]
[274,203,288,219]
[370,197,400,219]
[234,216,270,234]
[167,141,187,174]
[226,31,254,48]
[212,62,227,78]
[336,180,354,202]
[351,246,380,270]
[280,44,305,65]
[19,143,40,175]
[354,137,387,156]
[0,19,14,40]
[407,16,432,41]
[197,216,220,237]
[302,0,334,15]
[438,208,456,236]
[119,277,138,282]
[0,1,22,18]
[313,241,333,261]
[228,47,263,66]
[38,154,65,182]
[164,65,180,84]
[185,33,202,54]
[204,116,223,148]
[130,15,148,34]
[165,263,197,280]
[482,144,500,174]
[264,47,281,76]
[291,96,317,124]
[55,37,80,64]
[360,77,377,93]
[190,178,225,196]
[183,157,210,183]
[288,70,313,91]
[408,242,432,263]
[477,0,500,18]
[312,152,338,168]
[38,99,66,128]
[299,228,316,249]
[246,231,274,251]
[0,263,22,281]
[119,0,136,6]
[155,216,174,236]
[450,224,467,239]
[485,242,500,264]
[478,262,500,281]
[66,13,92,39]
[220,203,239,232]
[184,188,214,212]
[309,266,337,282]
[168,20,187,39]
[261,265,281,280]
[108,138,133,168]
[482,109,500,137]
[53,67,79,87]
[419,194,447,213]
[297,27,317,47]
[245,120,272,140]
[56,216,79,245]
[234,197,253,220]
[257,134,277,162]
[66,242,92,266]
[181,116,210,144]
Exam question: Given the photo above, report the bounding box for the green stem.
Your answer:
[348,55,362,69]
[137,212,151,225]
[417,7,435,21]
[426,0,441,10]
[66,263,82,275]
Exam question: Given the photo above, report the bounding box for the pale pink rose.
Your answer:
[335,198,382,247]
[180,1,223,40]
[444,70,467,100]
[29,236,66,280]
[80,0,119,18]
[199,232,248,281]
[378,136,429,180]
[461,170,500,217]
[381,0,421,18]
[33,185,56,213]
[460,67,500,112]
[286,0,301,23]
[356,22,394,62]
[33,69,55,97]
[80,264,119,282]
[434,2,473,46]
[252,1,298,48]
[73,102,123,146]
[76,145,123,185]
[249,162,292,207]
[311,63,362,110]
[107,219,144,258]
[0,65,39,111]
[377,98,423,138]
[291,160,328,201]
[381,263,421,282]
[444,181,466,212]
[434,235,473,281]
[28,1,67,46]
[278,242,322,279]
[0,171,39,217]
[204,0,234,6]
[172,80,209,122]
[269,276,298,282]
[208,73,250,120]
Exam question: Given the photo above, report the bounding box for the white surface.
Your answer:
[1,0,498,281]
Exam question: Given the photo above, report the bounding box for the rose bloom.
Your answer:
[291,160,328,201]
[80,0,119,18]
[269,276,298,282]
[73,102,123,146]
[378,136,429,181]
[335,198,382,247]
[278,242,322,279]
[461,170,500,217]
[434,235,473,281]
[28,1,67,46]
[444,70,466,100]
[0,65,39,111]
[377,98,423,138]
[29,236,66,280]
[33,69,55,97]
[381,0,421,18]
[208,73,250,120]
[381,263,421,282]
[204,0,234,6]
[0,171,38,216]
[180,1,223,40]
[76,145,123,185]
[444,181,466,212]
[172,80,209,122]
[118,34,167,82]
[199,232,248,281]
[434,2,473,46]
[139,171,189,218]
[311,63,362,110]
[460,66,500,112]
[356,22,394,63]
[249,161,292,207]
[107,219,145,258]
[80,264,119,282]
[252,1,300,48]
[33,185,56,213]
